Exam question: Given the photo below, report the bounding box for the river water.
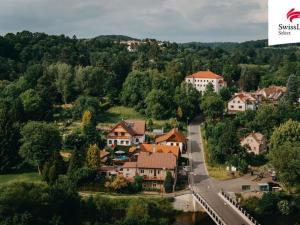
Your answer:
[174,212,216,225]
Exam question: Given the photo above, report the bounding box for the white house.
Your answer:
[185,70,227,94]
[106,120,146,147]
[240,132,267,155]
[227,92,260,113]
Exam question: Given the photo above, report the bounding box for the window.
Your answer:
[126,141,129,145]
[238,101,240,103]
[121,132,125,136]
[108,140,112,144]
[153,183,157,187]
[121,140,124,144]
[136,138,139,142]
[231,105,234,109]
[157,170,160,174]
[171,143,173,146]
[176,143,179,146]
[150,170,153,173]
[114,132,118,136]
[140,169,144,173]
[239,106,242,109]
[127,169,129,171]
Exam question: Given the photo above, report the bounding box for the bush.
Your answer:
[69,167,97,187]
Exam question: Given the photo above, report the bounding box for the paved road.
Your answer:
[188,116,251,225]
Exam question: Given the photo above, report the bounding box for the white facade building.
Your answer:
[107,120,146,147]
[227,93,260,114]
[185,71,227,94]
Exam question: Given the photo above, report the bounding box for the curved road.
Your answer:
[188,116,251,225]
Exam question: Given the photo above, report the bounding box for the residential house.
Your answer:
[107,120,146,147]
[256,86,286,102]
[185,70,227,94]
[122,152,177,190]
[155,128,187,153]
[227,92,260,113]
[240,132,267,155]
[140,143,180,158]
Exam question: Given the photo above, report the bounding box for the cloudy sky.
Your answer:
[0,0,268,42]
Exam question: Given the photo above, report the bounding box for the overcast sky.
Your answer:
[0,0,268,43]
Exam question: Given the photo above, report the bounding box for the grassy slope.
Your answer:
[99,106,170,126]
[0,172,42,186]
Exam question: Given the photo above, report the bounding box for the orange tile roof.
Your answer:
[232,92,258,103]
[99,150,110,159]
[123,162,137,168]
[155,128,186,143]
[186,71,223,79]
[137,152,177,169]
[140,144,180,158]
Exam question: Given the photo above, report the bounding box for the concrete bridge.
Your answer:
[187,116,261,225]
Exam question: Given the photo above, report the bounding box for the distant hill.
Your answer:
[91,35,140,42]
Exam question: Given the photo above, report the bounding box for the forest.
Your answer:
[1,31,300,225]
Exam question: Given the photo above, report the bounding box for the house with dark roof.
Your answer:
[106,120,146,147]
[155,128,187,153]
[256,86,286,102]
[121,152,177,190]
[185,70,227,94]
[240,132,267,155]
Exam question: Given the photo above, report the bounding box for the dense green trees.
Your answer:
[174,83,201,120]
[200,93,224,120]
[0,98,23,173]
[269,120,300,185]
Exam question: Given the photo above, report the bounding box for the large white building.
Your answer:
[185,70,226,94]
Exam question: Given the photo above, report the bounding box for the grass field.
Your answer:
[0,172,42,186]
[99,106,171,127]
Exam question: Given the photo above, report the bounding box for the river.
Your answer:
[174,212,216,225]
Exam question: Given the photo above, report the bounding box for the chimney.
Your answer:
[153,144,156,153]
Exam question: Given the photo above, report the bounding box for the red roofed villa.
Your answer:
[185,70,226,94]
[122,152,177,190]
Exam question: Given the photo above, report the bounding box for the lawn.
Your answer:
[0,172,42,186]
[98,106,171,128]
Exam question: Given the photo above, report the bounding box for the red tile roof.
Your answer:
[155,128,186,143]
[232,92,258,103]
[137,152,177,169]
[123,162,137,168]
[140,144,180,158]
[186,71,223,79]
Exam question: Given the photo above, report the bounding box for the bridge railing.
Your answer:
[192,189,227,225]
[220,190,261,225]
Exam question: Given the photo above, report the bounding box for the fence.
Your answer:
[220,190,261,225]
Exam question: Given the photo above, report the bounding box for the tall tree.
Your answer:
[48,63,75,104]
[285,74,298,104]
[174,82,201,120]
[19,121,62,174]
[86,144,100,170]
[0,98,23,173]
